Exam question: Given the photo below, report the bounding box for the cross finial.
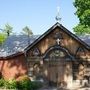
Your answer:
[55,6,61,22]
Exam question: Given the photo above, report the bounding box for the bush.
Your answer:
[16,75,30,81]
[4,79,17,89]
[17,79,31,90]
[17,79,42,90]
[0,76,42,90]
[30,81,43,90]
[0,78,4,87]
[0,79,17,89]
[16,75,32,89]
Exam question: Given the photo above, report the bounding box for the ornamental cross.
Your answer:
[56,38,61,45]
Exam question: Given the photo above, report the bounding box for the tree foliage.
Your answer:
[73,0,90,35]
[22,26,33,36]
[3,23,13,36]
[74,24,90,35]
[0,23,13,45]
[0,33,6,45]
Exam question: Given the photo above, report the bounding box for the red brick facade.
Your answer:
[0,53,27,80]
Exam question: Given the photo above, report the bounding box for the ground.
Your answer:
[38,85,90,90]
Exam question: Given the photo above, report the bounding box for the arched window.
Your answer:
[33,48,40,56]
[49,49,65,58]
[43,45,73,61]
[76,47,86,56]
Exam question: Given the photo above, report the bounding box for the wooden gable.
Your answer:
[25,22,90,61]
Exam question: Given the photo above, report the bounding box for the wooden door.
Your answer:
[48,59,65,86]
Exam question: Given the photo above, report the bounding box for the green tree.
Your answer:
[3,23,13,36]
[73,0,90,35]
[0,33,6,45]
[21,26,33,36]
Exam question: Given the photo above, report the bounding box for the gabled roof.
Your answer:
[25,22,90,52]
[0,35,39,57]
[0,22,90,58]
[79,35,90,46]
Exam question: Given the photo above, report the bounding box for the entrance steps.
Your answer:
[66,80,81,90]
[72,80,80,88]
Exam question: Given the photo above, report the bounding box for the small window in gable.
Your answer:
[76,47,86,57]
[33,48,40,56]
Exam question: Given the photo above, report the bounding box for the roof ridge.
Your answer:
[25,22,90,52]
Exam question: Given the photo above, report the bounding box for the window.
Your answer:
[33,48,40,56]
[76,47,86,56]
[49,49,65,58]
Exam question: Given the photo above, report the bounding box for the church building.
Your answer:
[0,22,90,88]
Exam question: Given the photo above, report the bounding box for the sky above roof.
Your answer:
[0,0,79,35]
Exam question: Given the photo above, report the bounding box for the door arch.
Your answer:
[43,45,73,87]
[43,45,73,60]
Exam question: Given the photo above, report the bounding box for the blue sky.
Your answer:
[0,0,79,35]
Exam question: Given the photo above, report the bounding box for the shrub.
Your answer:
[17,78,31,90]
[30,81,43,90]
[0,76,42,90]
[16,75,31,89]
[4,79,17,89]
[16,75,30,81]
[17,78,42,90]
[0,78,4,87]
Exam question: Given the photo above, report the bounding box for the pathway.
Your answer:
[38,86,90,90]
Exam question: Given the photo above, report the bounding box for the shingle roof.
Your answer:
[0,34,90,57]
[79,35,90,46]
[25,22,90,52]
[0,23,90,57]
[0,35,39,57]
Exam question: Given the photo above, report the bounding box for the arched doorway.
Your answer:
[43,45,73,87]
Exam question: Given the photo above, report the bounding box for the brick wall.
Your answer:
[0,53,28,80]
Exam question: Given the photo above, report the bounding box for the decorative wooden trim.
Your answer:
[25,22,90,53]
[43,45,74,61]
